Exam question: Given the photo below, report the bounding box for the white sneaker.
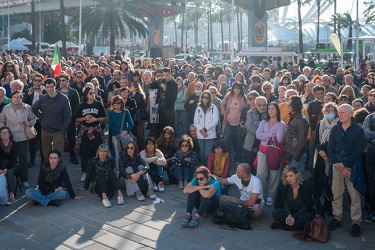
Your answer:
[102,197,112,208]
[117,195,124,205]
[158,182,165,192]
[266,197,273,206]
[147,189,157,199]
[80,173,86,182]
[22,182,30,188]
[152,182,158,191]
[136,191,145,201]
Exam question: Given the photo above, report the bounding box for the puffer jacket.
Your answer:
[0,103,35,142]
[285,112,309,162]
[243,107,267,152]
[194,104,219,140]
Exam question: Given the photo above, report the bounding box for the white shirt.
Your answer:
[227,174,264,205]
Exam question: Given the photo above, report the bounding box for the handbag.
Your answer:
[292,214,330,243]
[116,111,134,151]
[0,174,8,205]
[266,137,283,170]
[25,125,37,140]
[212,201,252,230]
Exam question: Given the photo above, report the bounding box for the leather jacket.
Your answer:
[285,112,309,162]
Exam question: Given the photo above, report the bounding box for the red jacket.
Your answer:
[206,152,231,178]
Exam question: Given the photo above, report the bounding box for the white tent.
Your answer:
[50,40,78,49]
[3,40,28,50]
[16,38,32,46]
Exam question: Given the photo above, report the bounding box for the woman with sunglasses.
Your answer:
[108,95,134,170]
[262,81,277,103]
[365,89,375,114]
[157,126,178,184]
[119,141,156,201]
[271,166,323,230]
[181,166,221,228]
[220,82,246,165]
[173,134,198,189]
[0,61,19,81]
[193,90,219,165]
[75,87,107,183]
[140,137,167,192]
[78,144,124,208]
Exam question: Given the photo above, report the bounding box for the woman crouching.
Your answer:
[78,144,124,208]
[181,166,221,228]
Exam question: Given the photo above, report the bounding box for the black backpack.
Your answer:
[212,201,252,230]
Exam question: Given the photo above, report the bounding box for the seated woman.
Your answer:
[78,144,124,208]
[182,166,221,228]
[271,166,323,230]
[173,134,198,189]
[25,150,83,206]
[139,137,167,192]
[0,126,18,205]
[118,141,156,201]
[157,126,177,184]
[206,140,230,194]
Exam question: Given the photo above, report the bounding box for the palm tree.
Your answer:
[212,1,231,52]
[328,13,345,42]
[60,0,67,58]
[342,12,356,51]
[297,0,303,54]
[31,0,36,52]
[69,0,147,54]
[316,0,321,44]
[364,0,375,24]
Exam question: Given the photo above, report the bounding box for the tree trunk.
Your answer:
[31,0,36,53]
[109,13,115,54]
[220,11,224,52]
[347,25,353,50]
[316,0,320,44]
[297,0,303,54]
[60,0,66,58]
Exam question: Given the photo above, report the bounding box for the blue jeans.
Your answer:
[25,189,66,206]
[287,152,306,173]
[198,139,215,166]
[223,121,243,162]
[175,110,189,138]
[175,165,194,180]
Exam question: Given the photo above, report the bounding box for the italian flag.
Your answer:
[51,46,61,78]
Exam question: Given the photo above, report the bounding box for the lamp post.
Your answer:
[78,0,82,55]
[230,0,234,65]
[355,0,359,70]
[38,0,41,42]
[7,0,10,51]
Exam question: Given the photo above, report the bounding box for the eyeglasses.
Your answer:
[88,92,95,95]
[114,101,122,105]
[126,147,134,150]
[196,177,206,181]
[34,79,42,82]
[164,131,171,135]
[369,94,375,97]
[20,76,26,79]
[202,96,210,99]
[181,143,189,148]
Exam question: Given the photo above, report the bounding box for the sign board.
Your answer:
[149,89,158,123]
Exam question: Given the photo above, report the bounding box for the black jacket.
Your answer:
[37,163,76,199]
[84,157,115,190]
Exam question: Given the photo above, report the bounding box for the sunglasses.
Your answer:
[196,177,206,181]
[181,143,189,148]
[126,147,134,150]
[34,79,42,82]
[114,101,122,104]
[59,79,67,82]
[202,96,210,99]
[75,75,83,78]
[263,87,271,90]
[339,98,348,101]
[88,92,95,95]
[369,94,375,97]
[164,131,171,135]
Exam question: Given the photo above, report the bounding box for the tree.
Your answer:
[295,0,309,54]
[328,13,345,42]
[44,18,75,44]
[60,0,67,58]
[69,0,147,54]
[364,0,375,24]
[11,29,31,40]
[342,12,356,51]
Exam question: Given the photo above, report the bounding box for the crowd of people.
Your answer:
[0,53,374,238]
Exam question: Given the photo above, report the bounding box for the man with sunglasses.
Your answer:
[328,104,366,237]
[70,70,86,99]
[58,72,80,165]
[216,163,264,218]
[32,78,72,164]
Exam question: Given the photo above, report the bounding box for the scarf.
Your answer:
[319,117,339,144]
[213,152,229,176]
[0,140,12,154]
[178,150,191,158]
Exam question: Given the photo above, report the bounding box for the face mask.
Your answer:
[194,90,202,94]
[325,113,335,120]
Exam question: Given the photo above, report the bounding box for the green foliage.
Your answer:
[43,19,75,44]
[365,0,375,24]
[11,29,31,40]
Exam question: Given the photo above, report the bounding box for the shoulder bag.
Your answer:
[266,137,283,170]
[116,111,133,151]
[25,115,37,140]
[292,214,330,243]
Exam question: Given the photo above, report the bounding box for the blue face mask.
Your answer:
[194,90,202,94]
[325,113,335,120]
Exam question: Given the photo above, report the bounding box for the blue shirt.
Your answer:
[108,109,134,136]
[190,177,221,197]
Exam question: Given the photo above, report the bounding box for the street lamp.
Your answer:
[7,0,10,51]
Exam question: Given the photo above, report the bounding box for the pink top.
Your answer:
[256,120,286,146]
[227,100,242,126]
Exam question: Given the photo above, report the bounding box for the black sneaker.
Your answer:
[70,157,79,165]
[47,200,59,207]
[351,224,361,237]
[328,219,342,231]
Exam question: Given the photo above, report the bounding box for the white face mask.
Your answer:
[194,90,202,94]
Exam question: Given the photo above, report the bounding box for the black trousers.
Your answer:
[367,144,375,212]
[94,170,120,200]
[158,109,175,136]
[81,131,103,173]
[67,126,77,158]
[272,208,314,230]
[314,153,332,212]
[186,190,220,216]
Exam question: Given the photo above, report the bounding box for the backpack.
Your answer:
[212,201,252,230]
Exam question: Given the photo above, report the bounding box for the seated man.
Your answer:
[215,163,264,218]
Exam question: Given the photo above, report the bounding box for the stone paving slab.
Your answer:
[1,152,375,249]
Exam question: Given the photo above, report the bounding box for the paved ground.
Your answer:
[1,153,375,250]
